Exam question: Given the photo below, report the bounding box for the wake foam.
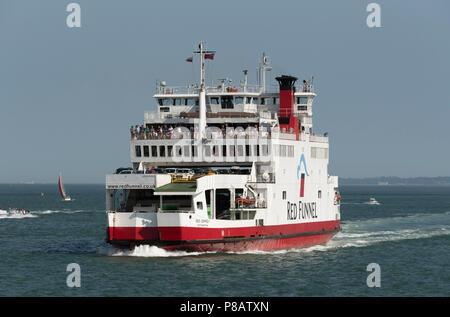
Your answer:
[101,245,216,258]
[331,211,450,249]
[0,212,37,219]
[207,212,450,255]
[341,202,380,205]
[99,211,450,257]
[30,209,85,215]
[0,209,87,219]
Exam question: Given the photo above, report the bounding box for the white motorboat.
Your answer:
[368,197,380,205]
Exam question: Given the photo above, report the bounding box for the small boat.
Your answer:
[9,208,30,215]
[0,208,30,215]
[368,197,380,205]
[58,173,72,201]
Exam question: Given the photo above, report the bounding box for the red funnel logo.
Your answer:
[297,154,309,198]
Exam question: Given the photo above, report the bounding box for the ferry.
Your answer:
[105,42,341,252]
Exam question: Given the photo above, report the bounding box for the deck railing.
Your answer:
[309,134,329,143]
[154,84,313,95]
[130,130,327,143]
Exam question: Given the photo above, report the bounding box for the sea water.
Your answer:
[0,184,449,296]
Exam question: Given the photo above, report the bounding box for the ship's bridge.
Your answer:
[150,82,315,123]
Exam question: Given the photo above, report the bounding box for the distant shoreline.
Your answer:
[340,177,450,186]
[1,176,450,186]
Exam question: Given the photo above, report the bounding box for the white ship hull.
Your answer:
[106,140,341,251]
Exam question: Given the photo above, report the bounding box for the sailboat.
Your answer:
[58,173,72,201]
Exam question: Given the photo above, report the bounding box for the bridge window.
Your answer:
[210,97,219,104]
[167,145,173,157]
[235,97,244,104]
[246,97,252,104]
[296,97,308,104]
[174,98,183,106]
[143,145,149,157]
[159,146,166,157]
[273,97,279,104]
[298,105,308,111]
[221,96,234,109]
[158,98,172,106]
[186,98,197,106]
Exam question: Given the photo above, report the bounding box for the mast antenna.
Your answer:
[193,41,215,140]
[260,52,272,93]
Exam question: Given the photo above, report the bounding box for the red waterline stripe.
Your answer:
[108,220,340,242]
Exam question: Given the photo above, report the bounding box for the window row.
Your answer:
[210,96,259,109]
[273,144,295,157]
[135,144,270,158]
[260,97,279,106]
[311,147,328,159]
[158,98,199,106]
[157,96,309,107]
[296,97,308,105]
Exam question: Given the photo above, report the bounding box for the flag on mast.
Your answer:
[204,52,215,60]
[186,56,193,62]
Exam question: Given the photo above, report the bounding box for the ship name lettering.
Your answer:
[287,201,298,220]
[287,201,318,220]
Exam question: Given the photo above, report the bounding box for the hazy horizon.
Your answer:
[1,0,449,183]
[2,176,450,186]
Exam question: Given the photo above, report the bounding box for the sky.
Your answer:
[0,0,449,183]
